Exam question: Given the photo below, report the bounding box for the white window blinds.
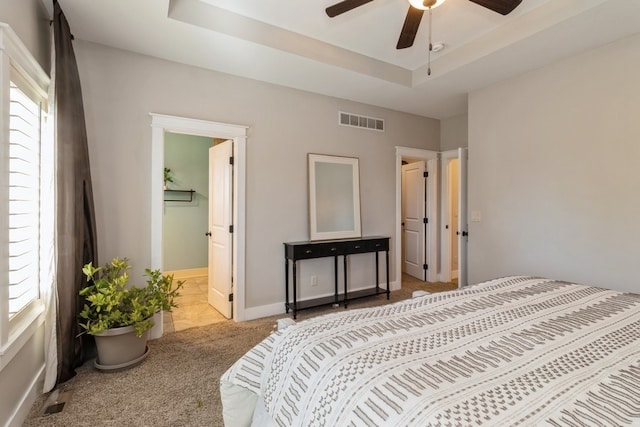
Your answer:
[0,23,51,370]
[8,79,42,318]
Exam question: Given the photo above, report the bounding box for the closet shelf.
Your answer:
[164,189,195,202]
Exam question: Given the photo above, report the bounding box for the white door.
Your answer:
[402,161,426,280]
[457,147,468,287]
[208,140,233,318]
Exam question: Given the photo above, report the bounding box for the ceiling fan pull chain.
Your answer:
[427,7,432,76]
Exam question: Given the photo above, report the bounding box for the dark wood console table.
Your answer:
[284,236,390,319]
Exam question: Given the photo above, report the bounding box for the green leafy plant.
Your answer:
[79,257,184,337]
[164,167,174,186]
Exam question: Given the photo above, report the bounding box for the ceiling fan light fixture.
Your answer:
[407,0,446,10]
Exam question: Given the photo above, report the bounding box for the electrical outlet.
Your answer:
[310,275,318,286]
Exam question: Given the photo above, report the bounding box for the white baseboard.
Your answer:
[243,280,400,321]
[163,267,207,280]
[8,364,45,427]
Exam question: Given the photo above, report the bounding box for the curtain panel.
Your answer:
[52,0,99,384]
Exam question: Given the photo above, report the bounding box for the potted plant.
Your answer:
[79,257,183,370]
[163,167,174,190]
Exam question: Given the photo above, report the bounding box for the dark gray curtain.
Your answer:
[52,0,98,384]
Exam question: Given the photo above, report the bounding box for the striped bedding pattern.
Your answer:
[221,276,640,426]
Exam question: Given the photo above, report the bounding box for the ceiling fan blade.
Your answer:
[326,0,375,17]
[468,0,523,15]
[396,6,424,49]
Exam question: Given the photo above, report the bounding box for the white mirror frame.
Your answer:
[308,154,362,241]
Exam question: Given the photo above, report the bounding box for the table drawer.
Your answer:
[289,242,340,259]
[344,238,388,254]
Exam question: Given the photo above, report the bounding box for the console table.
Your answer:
[284,236,390,319]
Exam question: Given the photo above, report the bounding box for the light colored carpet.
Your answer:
[23,275,456,426]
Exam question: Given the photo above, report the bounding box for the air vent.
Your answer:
[339,111,384,132]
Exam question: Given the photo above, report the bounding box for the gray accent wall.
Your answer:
[468,33,640,293]
[75,41,440,311]
[163,133,211,271]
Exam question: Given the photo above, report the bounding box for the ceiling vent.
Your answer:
[339,111,384,132]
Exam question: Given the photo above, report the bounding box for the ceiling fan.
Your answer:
[325,0,524,49]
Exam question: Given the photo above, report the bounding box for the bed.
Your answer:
[220,276,640,426]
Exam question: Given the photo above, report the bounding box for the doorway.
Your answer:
[440,151,459,283]
[162,133,219,330]
[150,113,248,327]
[440,148,468,287]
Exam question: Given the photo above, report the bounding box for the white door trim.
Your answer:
[150,113,248,321]
[395,147,439,286]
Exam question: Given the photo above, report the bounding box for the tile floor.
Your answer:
[162,276,227,333]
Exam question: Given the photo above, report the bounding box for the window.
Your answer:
[8,78,44,319]
[0,24,52,367]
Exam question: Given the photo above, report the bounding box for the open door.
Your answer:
[401,161,426,280]
[457,147,468,287]
[208,140,233,318]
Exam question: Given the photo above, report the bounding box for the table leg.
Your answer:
[385,249,390,299]
[285,259,289,313]
[375,251,380,293]
[293,260,297,319]
[334,256,338,305]
[343,255,348,308]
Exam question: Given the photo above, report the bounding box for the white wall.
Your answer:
[0,0,49,71]
[468,34,640,293]
[440,113,468,151]
[0,327,45,427]
[0,3,49,426]
[75,41,439,312]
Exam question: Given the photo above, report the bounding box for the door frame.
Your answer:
[395,147,439,285]
[150,113,248,321]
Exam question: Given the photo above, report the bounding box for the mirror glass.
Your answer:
[308,154,361,241]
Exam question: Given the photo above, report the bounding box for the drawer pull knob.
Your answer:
[331,247,337,251]
[305,250,312,254]
[355,245,361,249]
[376,243,381,247]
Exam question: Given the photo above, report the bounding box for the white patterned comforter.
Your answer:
[220,276,640,426]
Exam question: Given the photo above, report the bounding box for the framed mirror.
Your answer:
[308,154,361,241]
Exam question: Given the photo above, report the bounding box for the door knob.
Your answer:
[205,231,212,237]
